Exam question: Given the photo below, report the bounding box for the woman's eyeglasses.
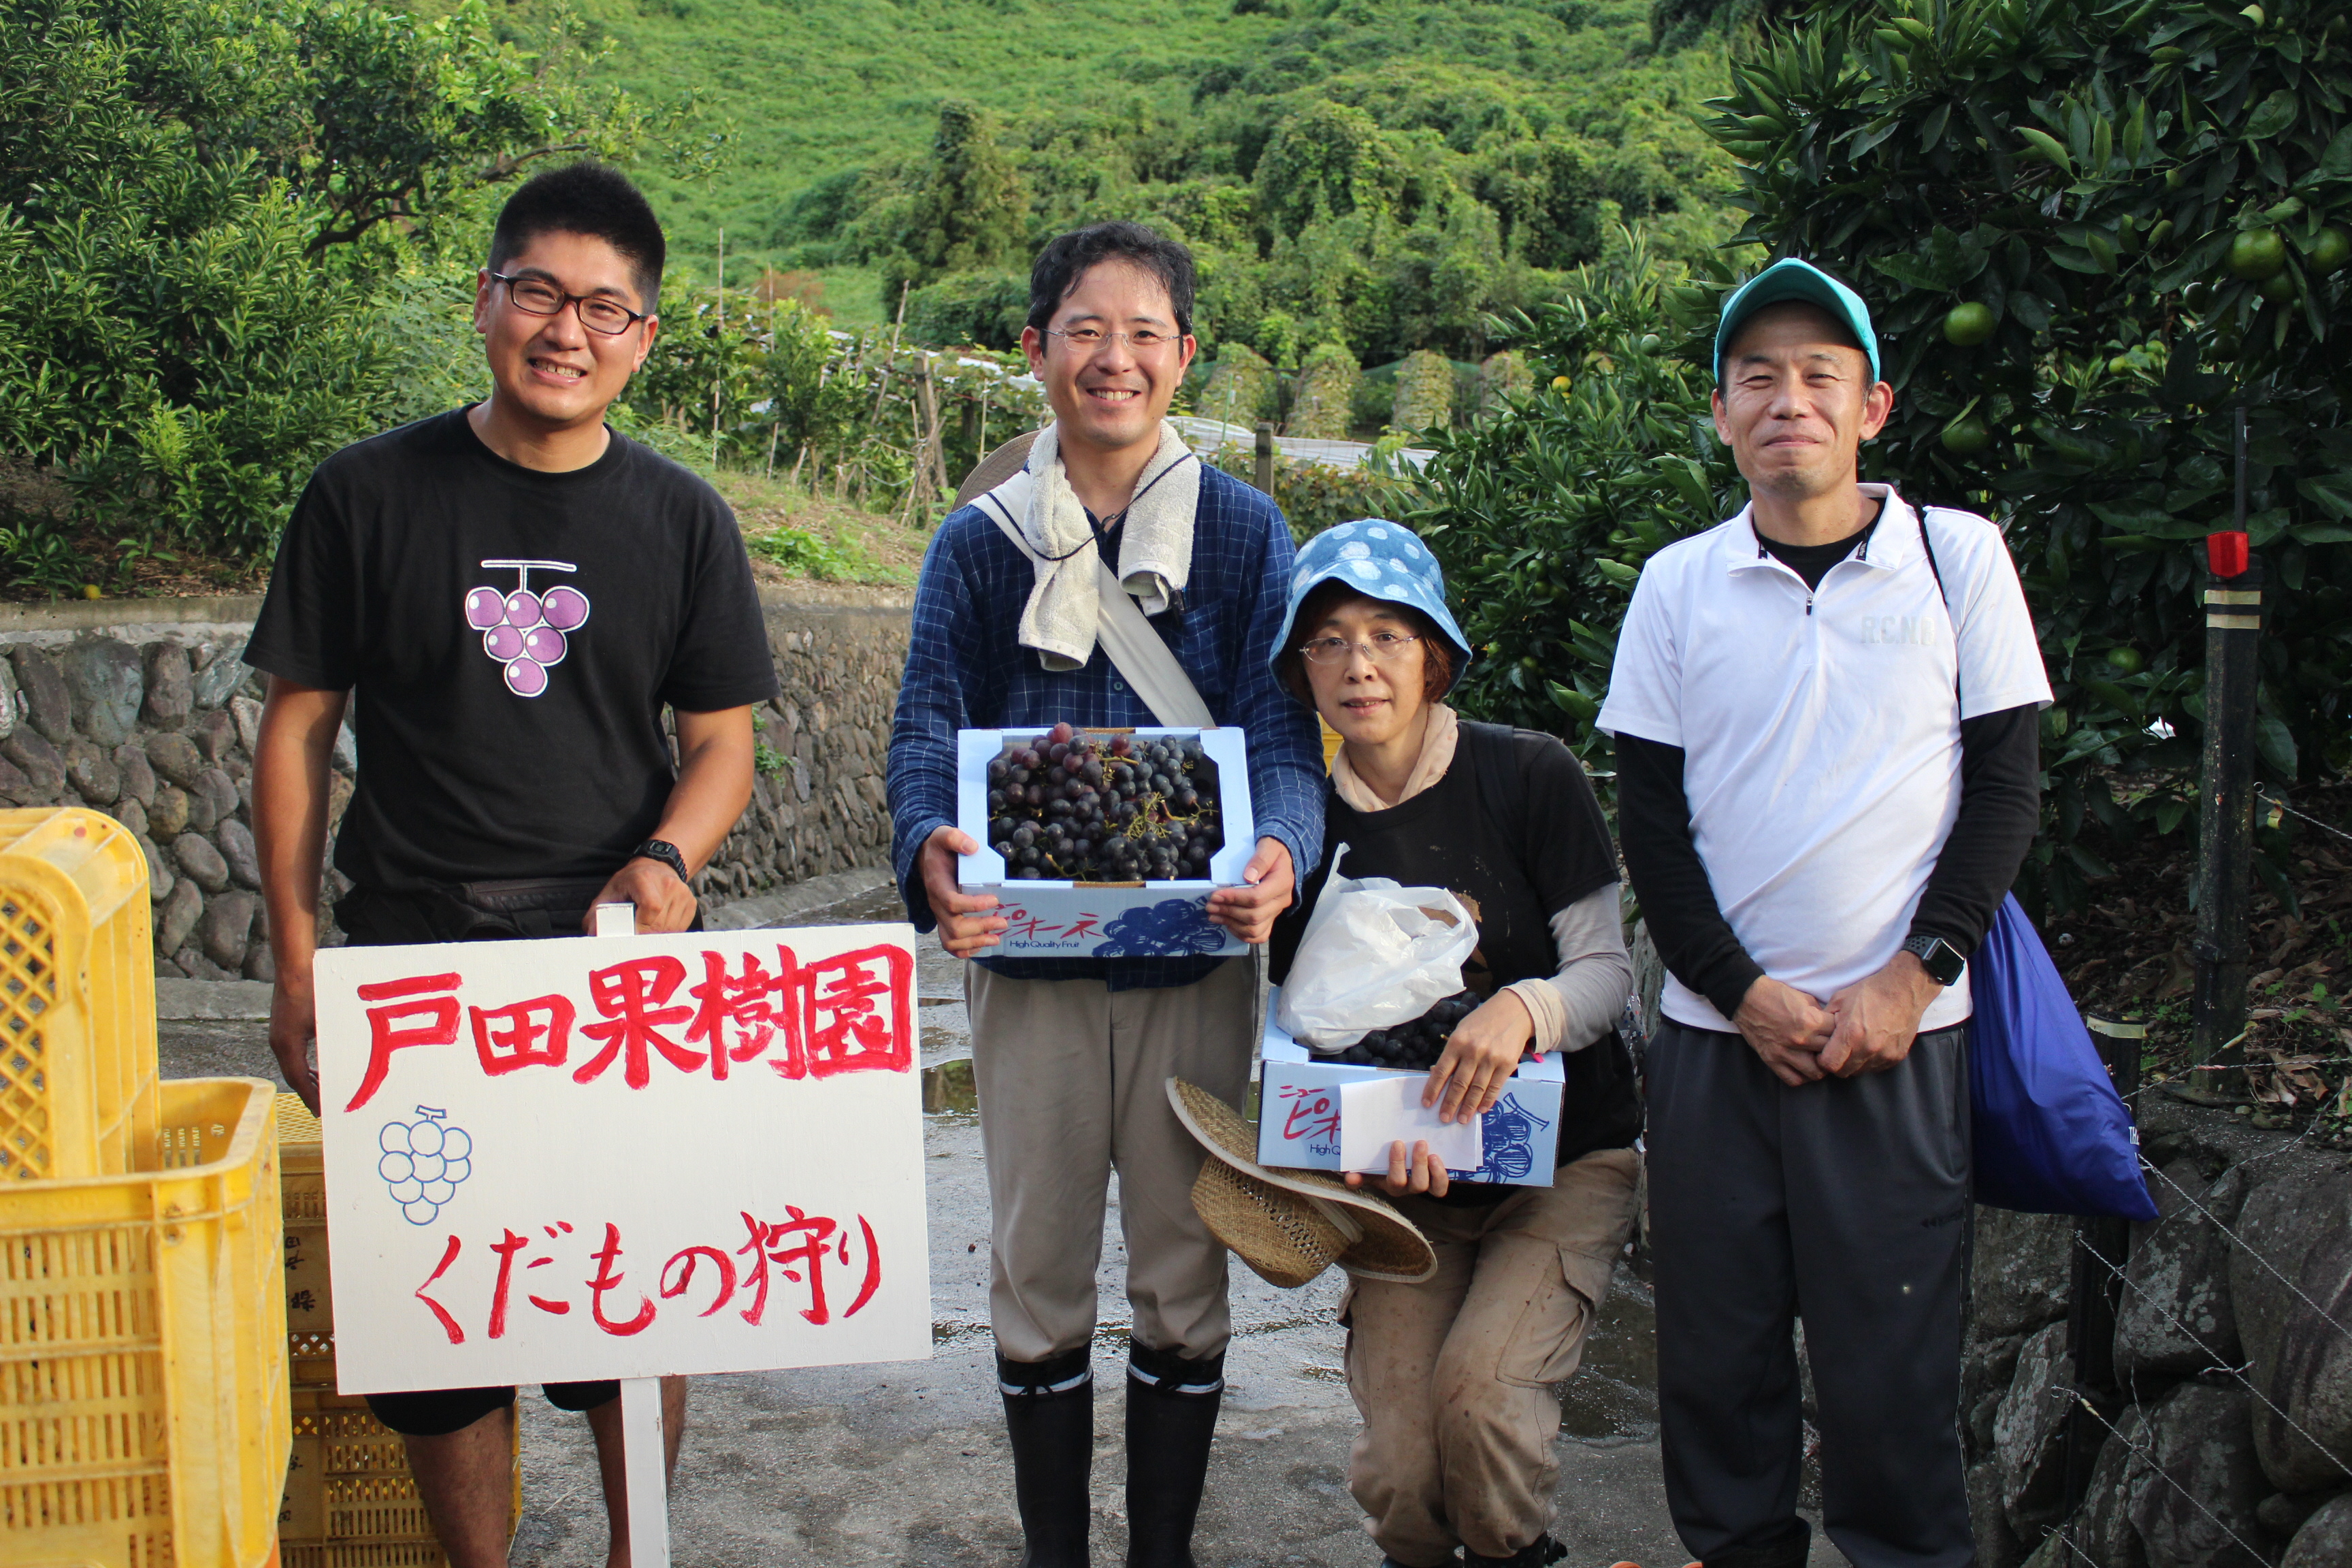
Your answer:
[1298,632,1422,665]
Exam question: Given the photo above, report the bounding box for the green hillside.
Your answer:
[575,0,1281,246]
[555,0,1739,338]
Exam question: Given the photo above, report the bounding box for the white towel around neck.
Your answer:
[992,421,1200,672]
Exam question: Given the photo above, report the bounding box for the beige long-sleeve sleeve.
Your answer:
[1503,881,1633,1055]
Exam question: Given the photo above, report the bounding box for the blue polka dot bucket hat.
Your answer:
[1273,519,1474,699]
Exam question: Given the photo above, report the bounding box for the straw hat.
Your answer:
[953,430,1040,512]
[1167,1078,1436,1288]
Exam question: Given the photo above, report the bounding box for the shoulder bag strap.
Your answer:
[978,474,1215,728]
[1917,508,1965,715]
[1460,721,1533,865]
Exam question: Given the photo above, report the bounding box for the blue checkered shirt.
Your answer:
[888,463,1326,990]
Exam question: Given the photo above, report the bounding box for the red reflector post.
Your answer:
[2206,531,2250,578]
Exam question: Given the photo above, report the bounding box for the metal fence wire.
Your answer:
[2021,1057,2352,1565]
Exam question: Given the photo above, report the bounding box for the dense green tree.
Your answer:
[772,1,1746,376]
[1711,0,2352,907]
[892,101,1028,292]
[1254,101,1409,231]
[0,0,693,585]
[1420,0,2352,914]
[1290,342,1364,438]
[1392,348,1459,431]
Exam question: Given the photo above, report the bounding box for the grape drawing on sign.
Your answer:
[463,559,591,698]
[379,1107,475,1224]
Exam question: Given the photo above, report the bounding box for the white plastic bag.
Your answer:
[1275,845,1478,1051]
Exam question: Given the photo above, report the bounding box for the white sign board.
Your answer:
[313,923,931,1394]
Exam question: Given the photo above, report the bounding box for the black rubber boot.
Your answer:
[1000,1348,1095,1568]
[1463,1535,1567,1568]
[1124,1342,1225,1568]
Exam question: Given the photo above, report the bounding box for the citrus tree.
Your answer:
[1411,234,1735,747]
[0,0,702,585]
[1703,0,2352,911]
[1418,0,2352,915]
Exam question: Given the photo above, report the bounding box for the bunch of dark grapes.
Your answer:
[1328,992,1481,1068]
[984,721,1225,881]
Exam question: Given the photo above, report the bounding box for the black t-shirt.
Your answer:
[1271,721,1640,1194]
[245,408,778,893]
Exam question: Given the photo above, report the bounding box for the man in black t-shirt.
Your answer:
[247,162,776,1564]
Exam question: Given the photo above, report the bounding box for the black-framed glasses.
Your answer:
[1042,325,1186,354]
[1298,632,1422,666]
[490,272,649,336]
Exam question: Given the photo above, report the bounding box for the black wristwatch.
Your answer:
[1902,933,1967,986]
[631,838,689,884]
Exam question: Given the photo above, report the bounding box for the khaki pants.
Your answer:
[966,958,1255,1365]
[1343,1148,1640,1565]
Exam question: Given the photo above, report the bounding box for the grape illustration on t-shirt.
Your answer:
[462,559,591,698]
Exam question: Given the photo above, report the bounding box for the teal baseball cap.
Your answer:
[1714,257,1882,385]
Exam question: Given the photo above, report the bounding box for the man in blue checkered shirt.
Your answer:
[888,221,1322,1568]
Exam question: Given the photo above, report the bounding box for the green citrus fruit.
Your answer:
[2260,270,2299,303]
[2108,355,2134,374]
[1942,302,1997,346]
[2105,646,2144,674]
[2229,229,2288,280]
[1940,415,1992,455]
[1550,374,1573,392]
[2306,226,2351,273]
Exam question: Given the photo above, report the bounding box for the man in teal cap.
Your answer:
[1601,257,2051,1568]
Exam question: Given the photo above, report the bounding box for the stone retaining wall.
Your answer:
[1626,932,2350,1568]
[1963,1096,2351,1568]
[0,589,911,979]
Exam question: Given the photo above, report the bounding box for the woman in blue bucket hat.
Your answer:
[1264,519,1643,1568]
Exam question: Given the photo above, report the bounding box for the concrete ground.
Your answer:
[160,883,1830,1568]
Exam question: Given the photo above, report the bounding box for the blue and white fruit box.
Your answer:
[955,725,1256,960]
[1256,988,1565,1188]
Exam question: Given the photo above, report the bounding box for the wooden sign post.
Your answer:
[313,909,932,1565]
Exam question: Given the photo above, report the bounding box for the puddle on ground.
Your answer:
[923,1058,979,1115]
[1559,1275,1661,1444]
[931,1320,994,1346]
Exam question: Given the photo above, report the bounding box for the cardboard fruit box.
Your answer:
[1256,988,1565,1187]
[956,725,1257,959]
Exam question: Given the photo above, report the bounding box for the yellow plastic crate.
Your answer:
[0,807,159,1183]
[0,1076,287,1568]
[275,1097,335,1390]
[274,1097,519,1565]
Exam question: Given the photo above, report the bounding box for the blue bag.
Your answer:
[1967,894,2157,1220]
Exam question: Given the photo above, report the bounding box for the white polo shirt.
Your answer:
[1598,485,2051,1034]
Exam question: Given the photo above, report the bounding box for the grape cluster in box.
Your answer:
[1256,987,1567,1188]
[957,725,1256,959]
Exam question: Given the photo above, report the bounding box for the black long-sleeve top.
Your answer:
[1616,706,2040,1022]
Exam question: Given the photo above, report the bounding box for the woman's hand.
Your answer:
[1343,1139,1451,1198]
[1424,989,1533,1124]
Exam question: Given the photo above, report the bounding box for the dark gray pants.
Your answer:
[1648,1019,1974,1568]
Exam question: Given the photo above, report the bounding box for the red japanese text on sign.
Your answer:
[575,957,703,1088]
[340,942,914,1105]
[348,973,463,1111]
[416,1211,884,1343]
